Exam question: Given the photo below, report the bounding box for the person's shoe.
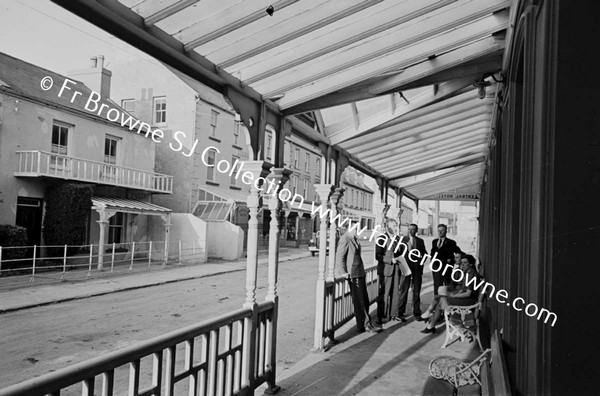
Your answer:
[365,323,379,333]
[414,315,425,322]
[357,327,366,333]
[420,326,436,334]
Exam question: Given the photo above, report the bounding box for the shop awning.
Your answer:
[91,196,171,215]
[342,208,375,220]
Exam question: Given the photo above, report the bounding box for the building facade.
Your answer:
[108,59,252,258]
[0,53,172,262]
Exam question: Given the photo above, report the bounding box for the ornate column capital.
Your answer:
[314,184,334,203]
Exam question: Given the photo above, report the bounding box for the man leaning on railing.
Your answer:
[335,224,382,334]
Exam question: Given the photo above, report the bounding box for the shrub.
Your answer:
[0,225,29,265]
[43,183,93,257]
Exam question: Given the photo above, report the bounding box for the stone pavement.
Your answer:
[0,247,312,313]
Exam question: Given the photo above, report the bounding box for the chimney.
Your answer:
[67,55,112,98]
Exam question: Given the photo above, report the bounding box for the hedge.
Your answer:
[0,224,29,263]
[43,183,93,257]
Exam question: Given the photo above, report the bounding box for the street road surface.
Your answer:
[0,244,380,392]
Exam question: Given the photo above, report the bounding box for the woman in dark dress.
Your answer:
[420,254,481,334]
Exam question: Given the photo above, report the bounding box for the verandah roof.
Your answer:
[52,0,513,200]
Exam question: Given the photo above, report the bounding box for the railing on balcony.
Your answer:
[15,150,173,194]
[322,265,378,340]
[0,300,276,396]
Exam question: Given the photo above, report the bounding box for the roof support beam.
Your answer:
[50,0,275,108]
[368,35,505,95]
[328,76,479,145]
[271,8,510,108]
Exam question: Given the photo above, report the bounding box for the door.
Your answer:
[15,197,43,258]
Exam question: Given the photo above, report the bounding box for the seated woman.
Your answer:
[421,251,466,320]
[420,254,481,334]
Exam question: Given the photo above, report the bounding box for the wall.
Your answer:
[478,1,599,394]
[150,213,208,263]
[206,221,244,260]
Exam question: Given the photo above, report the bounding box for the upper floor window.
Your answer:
[153,96,167,124]
[266,133,273,162]
[316,157,321,177]
[303,178,309,196]
[294,148,300,168]
[104,136,119,165]
[206,150,216,181]
[121,99,135,116]
[305,153,310,171]
[231,155,239,186]
[234,122,241,146]
[210,110,219,136]
[51,122,69,155]
[290,175,297,194]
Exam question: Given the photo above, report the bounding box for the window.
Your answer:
[121,99,135,115]
[108,212,124,244]
[51,123,69,155]
[290,175,297,194]
[234,122,240,145]
[294,148,299,168]
[316,157,321,177]
[104,136,119,164]
[206,150,216,181]
[153,96,167,124]
[266,134,272,161]
[303,178,308,196]
[231,155,239,186]
[210,110,219,136]
[305,153,310,171]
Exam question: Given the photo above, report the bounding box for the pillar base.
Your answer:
[263,385,281,395]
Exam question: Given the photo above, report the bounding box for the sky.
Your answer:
[0,0,155,75]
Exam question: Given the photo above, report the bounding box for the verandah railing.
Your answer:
[0,300,276,396]
[322,265,379,340]
[0,240,206,290]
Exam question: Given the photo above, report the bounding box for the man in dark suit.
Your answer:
[430,224,461,296]
[375,218,403,322]
[335,224,379,333]
[397,223,428,321]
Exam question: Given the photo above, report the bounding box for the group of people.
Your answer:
[335,220,481,334]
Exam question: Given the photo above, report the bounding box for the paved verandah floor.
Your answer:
[260,298,483,396]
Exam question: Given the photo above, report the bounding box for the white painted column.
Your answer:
[161,213,172,267]
[243,161,272,308]
[266,168,291,301]
[327,187,345,280]
[96,210,115,271]
[313,184,333,351]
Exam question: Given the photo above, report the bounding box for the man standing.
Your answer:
[430,224,461,295]
[397,223,428,321]
[335,224,379,333]
[375,218,403,322]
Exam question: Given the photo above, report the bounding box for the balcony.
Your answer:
[15,150,173,194]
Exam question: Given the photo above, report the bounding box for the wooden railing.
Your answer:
[322,265,379,340]
[0,301,276,396]
[15,150,173,194]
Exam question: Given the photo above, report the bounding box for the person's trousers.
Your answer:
[377,274,386,321]
[398,270,423,316]
[432,270,444,296]
[348,276,372,330]
[384,264,401,318]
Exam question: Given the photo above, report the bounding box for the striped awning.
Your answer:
[91,197,171,215]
